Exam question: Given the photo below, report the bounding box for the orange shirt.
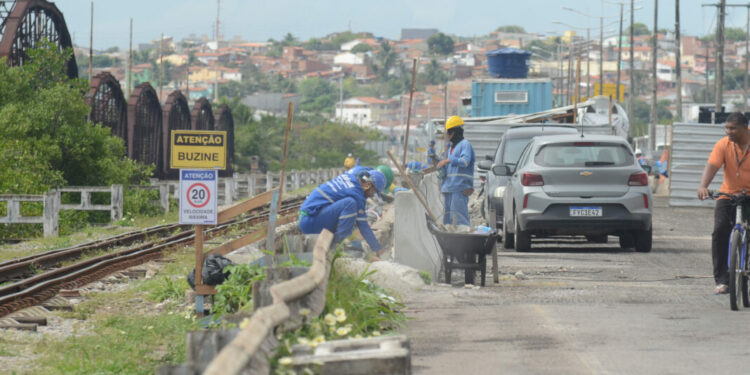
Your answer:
[708,137,750,197]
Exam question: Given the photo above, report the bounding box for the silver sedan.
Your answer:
[498,134,653,252]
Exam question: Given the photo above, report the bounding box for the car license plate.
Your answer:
[569,206,602,217]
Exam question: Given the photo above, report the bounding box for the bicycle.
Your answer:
[710,190,750,311]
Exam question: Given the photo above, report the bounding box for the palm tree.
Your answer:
[376,41,397,82]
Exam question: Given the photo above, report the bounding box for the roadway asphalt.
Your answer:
[403,197,750,375]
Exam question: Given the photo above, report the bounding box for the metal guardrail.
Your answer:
[668,123,725,207]
[204,230,334,374]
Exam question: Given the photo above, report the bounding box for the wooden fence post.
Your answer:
[248,175,256,197]
[266,171,274,192]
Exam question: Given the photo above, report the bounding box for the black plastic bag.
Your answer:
[187,254,234,290]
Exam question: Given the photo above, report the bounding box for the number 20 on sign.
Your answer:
[179,169,218,225]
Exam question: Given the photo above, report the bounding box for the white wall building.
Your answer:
[334,52,366,65]
[336,98,373,126]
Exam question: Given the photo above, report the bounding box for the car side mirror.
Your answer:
[492,165,512,176]
[477,160,492,171]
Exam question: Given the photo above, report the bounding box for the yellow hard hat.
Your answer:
[445,116,464,131]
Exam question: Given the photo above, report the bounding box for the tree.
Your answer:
[703,27,747,42]
[376,41,397,81]
[625,22,651,36]
[420,59,449,85]
[0,41,150,192]
[350,43,372,53]
[427,32,455,56]
[298,77,337,113]
[495,25,526,33]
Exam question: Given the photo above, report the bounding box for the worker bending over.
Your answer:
[436,115,475,226]
[298,170,386,254]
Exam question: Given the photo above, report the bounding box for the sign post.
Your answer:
[171,130,226,315]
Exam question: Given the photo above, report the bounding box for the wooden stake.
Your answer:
[387,150,442,229]
[402,58,418,167]
[279,102,293,197]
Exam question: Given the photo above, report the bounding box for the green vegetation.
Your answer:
[211,263,266,317]
[630,98,674,136]
[418,270,432,285]
[350,43,372,53]
[625,22,651,37]
[225,98,382,172]
[495,25,526,34]
[0,42,155,240]
[427,32,455,56]
[272,254,406,372]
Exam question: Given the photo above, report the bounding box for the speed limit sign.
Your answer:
[179,169,218,225]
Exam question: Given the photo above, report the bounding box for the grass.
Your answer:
[24,245,200,374]
[36,313,199,374]
[0,210,179,263]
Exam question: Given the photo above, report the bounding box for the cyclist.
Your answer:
[698,112,750,294]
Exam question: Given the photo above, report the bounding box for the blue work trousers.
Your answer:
[443,192,470,226]
[298,197,357,243]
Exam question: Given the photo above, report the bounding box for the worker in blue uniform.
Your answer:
[436,116,475,226]
[298,170,386,254]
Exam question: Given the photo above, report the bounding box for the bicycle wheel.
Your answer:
[729,229,742,311]
[744,233,750,308]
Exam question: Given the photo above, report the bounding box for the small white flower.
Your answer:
[278,357,293,366]
[324,313,336,326]
[299,308,311,317]
[334,308,346,317]
[297,337,310,345]
[372,331,381,336]
[336,314,347,323]
[336,327,350,336]
[314,335,325,343]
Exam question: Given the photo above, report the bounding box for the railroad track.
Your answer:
[0,196,304,319]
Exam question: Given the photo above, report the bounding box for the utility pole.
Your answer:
[717,0,726,112]
[675,0,683,121]
[616,3,624,102]
[128,18,133,97]
[159,33,163,101]
[599,16,604,95]
[558,43,563,106]
[727,3,750,111]
[703,1,727,111]
[587,28,591,99]
[649,0,658,154]
[568,43,574,104]
[89,1,93,82]
[214,1,221,101]
[628,0,635,138]
[705,43,710,103]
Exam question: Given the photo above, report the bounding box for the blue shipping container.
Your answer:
[486,48,531,79]
[471,78,553,117]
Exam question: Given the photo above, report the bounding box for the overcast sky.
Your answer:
[56,1,737,50]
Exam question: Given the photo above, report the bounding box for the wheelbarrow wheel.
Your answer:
[464,253,477,285]
[444,257,452,284]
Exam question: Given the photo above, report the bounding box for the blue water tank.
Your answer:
[486,48,531,78]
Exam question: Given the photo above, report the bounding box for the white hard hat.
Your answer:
[635,149,642,155]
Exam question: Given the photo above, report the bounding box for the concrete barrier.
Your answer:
[289,334,411,375]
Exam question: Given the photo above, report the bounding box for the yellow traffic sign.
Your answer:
[593,83,626,103]
[171,130,227,170]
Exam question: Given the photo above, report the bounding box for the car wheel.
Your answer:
[619,232,635,249]
[514,214,531,252]
[586,235,608,244]
[635,226,652,253]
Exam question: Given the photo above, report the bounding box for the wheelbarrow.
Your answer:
[425,214,498,286]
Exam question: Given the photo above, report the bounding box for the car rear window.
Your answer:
[497,137,532,164]
[534,142,634,167]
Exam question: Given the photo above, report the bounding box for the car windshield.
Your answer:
[497,137,532,165]
[534,142,634,167]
